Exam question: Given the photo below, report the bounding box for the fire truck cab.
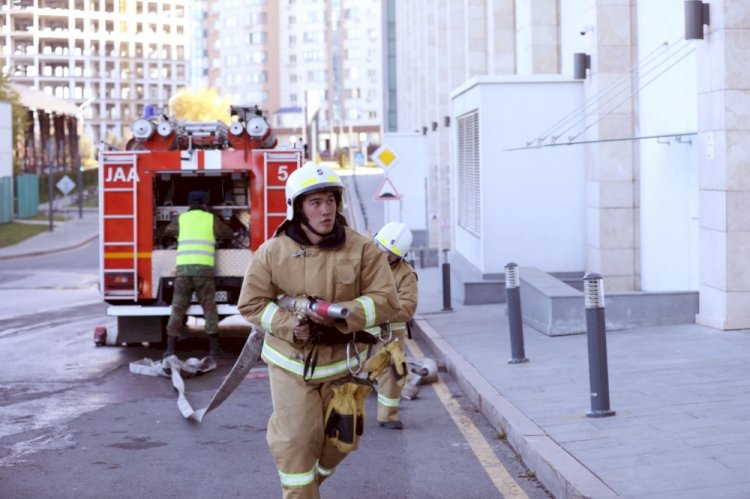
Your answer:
[98,105,301,345]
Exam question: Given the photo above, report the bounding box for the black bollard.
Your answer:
[505,262,528,364]
[584,273,615,418]
[441,249,453,311]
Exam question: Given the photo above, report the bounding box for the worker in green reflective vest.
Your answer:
[163,190,233,359]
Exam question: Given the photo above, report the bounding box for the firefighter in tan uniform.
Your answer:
[368,222,418,430]
[237,162,399,499]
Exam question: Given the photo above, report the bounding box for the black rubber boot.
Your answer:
[208,335,220,358]
[379,420,404,430]
[163,335,177,359]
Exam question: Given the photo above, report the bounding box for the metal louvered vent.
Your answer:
[457,110,480,236]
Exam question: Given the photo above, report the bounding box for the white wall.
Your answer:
[637,0,699,290]
[0,102,11,178]
[0,101,12,222]
[452,76,586,275]
[379,133,428,234]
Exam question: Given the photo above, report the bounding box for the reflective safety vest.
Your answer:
[176,210,216,267]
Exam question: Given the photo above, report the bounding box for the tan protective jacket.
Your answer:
[388,260,418,331]
[238,226,400,382]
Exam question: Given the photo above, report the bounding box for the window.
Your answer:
[306,70,326,82]
[248,71,268,83]
[248,12,267,24]
[303,50,324,62]
[247,51,267,63]
[457,111,480,236]
[303,31,325,43]
[246,90,268,103]
[249,32,267,44]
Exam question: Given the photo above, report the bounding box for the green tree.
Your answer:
[79,134,98,170]
[0,70,30,174]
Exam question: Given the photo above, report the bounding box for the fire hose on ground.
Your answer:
[129,296,439,421]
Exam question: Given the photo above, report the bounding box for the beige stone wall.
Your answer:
[583,0,638,291]
[695,0,750,329]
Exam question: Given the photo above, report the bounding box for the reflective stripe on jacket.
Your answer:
[176,210,216,267]
[237,226,401,383]
[261,341,369,380]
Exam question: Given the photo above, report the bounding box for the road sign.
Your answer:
[56,175,76,196]
[374,176,401,201]
[354,151,364,165]
[372,144,399,170]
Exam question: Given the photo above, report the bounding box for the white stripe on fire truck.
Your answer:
[204,150,222,170]
[180,151,198,170]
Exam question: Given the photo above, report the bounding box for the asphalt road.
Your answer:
[0,179,552,498]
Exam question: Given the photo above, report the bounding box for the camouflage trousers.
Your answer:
[166,275,219,337]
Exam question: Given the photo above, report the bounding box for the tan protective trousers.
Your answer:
[267,363,351,499]
[374,330,406,423]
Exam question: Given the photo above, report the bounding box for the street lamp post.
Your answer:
[76,97,94,219]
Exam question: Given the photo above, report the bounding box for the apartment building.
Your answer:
[205,0,383,156]
[0,0,191,145]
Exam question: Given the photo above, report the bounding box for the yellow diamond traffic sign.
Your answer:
[372,144,399,170]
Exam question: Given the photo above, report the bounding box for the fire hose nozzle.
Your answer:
[309,300,350,319]
[278,295,350,319]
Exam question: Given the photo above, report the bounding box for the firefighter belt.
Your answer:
[324,378,372,453]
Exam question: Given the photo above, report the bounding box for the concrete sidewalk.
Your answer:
[412,265,750,498]
[0,207,98,259]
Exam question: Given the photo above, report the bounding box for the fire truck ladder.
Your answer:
[263,152,300,239]
[102,153,139,301]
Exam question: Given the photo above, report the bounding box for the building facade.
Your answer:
[0,0,191,145]
[394,0,750,330]
[205,0,383,156]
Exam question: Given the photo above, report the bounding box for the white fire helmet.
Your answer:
[374,221,413,259]
[285,161,345,220]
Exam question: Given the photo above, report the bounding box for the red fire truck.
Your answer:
[96,106,301,345]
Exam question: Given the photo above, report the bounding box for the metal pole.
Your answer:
[441,249,452,311]
[505,262,528,364]
[47,139,54,232]
[584,273,615,418]
[77,157,83,219]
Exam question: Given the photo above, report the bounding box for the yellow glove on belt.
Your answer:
[324,380,373,453]
[363,346,390,380]
[386,340,408,387]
